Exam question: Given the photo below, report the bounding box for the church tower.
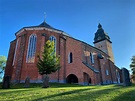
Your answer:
[94,23,114,63]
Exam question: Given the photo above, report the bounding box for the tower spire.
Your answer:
[94,23,114,63]
[98,23,102,29]
[44,12,46,22]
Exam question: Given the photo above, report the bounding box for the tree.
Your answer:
[0,56,6,81]
[37,40,60,88]
[130,55,135,79]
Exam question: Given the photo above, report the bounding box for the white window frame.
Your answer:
[68,52,73,63]
[49,36,56,53]
[106,69,109,75]
[26,34,37,63]
[90,52,94,63]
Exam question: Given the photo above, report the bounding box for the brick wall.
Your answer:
[4,27,122,85]
[4,40,16,77]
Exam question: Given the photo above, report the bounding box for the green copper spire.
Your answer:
[98,23,102,29]
[94,23,112,43]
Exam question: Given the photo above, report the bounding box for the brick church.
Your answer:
[4,20,122,85]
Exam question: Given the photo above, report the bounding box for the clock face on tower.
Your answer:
[97,36,101,40]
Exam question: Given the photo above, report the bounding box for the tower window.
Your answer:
[26,34,37,63]
[106,69,109,75]
[49,36,56,53]
[68,52,73,63]
[90,52,94,63]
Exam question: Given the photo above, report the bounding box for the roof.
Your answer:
[82,62,99,73]
[14,21,109,57]
[38,21,62,31]
[61,31,109,57]
[15,21,71,37]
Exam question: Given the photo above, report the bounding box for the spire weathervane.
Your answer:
[44,12,46,22]
[98,23,102,29]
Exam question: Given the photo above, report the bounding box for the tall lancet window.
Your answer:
[90,52,94,63]
[26,34,37,63]
[68,52,73,63]
[49,36,56,53]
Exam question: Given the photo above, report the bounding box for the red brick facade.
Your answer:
[4,21,122,85]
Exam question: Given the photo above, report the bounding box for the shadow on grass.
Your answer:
[0,89,32,95]
[50,83,84,88]
[0,83,85,89]
[0,83,42,89]
[112,84,135,101]
[31,88,96,101]
[2,83,134,101]
[0,83,88,96]
[111,89,135,101]
[0,83,42,95]
[31,86,119,101]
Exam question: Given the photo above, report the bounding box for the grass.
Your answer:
[0,83,135,101]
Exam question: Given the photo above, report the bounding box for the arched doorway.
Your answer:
[83,72,91,85]
[89,78,91,84]
[66,74,78,84]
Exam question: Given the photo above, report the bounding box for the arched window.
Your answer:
[26,34,37,63]
[68,52,73,63]
[106,69,109,75]
[90,52,94,63]
[49,36,56,53]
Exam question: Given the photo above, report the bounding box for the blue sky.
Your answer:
[0,0,135,73]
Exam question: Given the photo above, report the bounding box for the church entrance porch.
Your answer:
[83,72,91,85]
[66,74,78,84]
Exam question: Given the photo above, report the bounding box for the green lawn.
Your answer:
[0,83,135,101]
